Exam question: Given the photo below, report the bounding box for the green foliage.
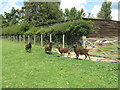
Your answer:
[64,7,86,20]
[2,20,94,38]
[36,27,51,34]
[2,23,30,34]
[35,20,93,36]
[69,20,93,35]
[23,2,63,26]
[64,8,70,20]
[77,8,86,19]
[3,7,21,27]
[97,1,112,20]
[24,26,38,35]
[69,7,77,20]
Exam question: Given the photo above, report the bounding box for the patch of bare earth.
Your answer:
[54,49,120,63]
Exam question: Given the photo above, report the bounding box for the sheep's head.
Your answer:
[56,45,61,48]
[49,42,54,45]
[49,42,54,47]
[29,42,31,44]
[73,44,77,48]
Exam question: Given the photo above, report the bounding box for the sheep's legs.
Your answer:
[85,55,87,59]
[76,54,79,59]
[85,54,91,60]
[88,54,91,60]
[59,53,62,57]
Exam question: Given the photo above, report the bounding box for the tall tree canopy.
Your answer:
[2,7,21,27]
[77,8,86,19]
[64,8,70,20]
[97,1,112,20]
[69,7,77,20]
[64,7,86,20]
[22,2,63,26]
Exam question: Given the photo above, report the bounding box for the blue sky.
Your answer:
[0,0,119,21]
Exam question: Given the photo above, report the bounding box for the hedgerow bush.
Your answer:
[2,20,95,46]
[2,23,30,34]
[2,20,94,41]
[24,26,38,35]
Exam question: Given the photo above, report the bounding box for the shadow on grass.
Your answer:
[45,51,53,55]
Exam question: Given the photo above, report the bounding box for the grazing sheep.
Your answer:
[25,42,32,52]
[56,45,71,57]
[45,42,54,54]
[73,44,90,60]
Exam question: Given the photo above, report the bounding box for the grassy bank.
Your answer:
[2,40,118,88]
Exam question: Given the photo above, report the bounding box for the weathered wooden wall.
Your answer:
[84,18,120,38]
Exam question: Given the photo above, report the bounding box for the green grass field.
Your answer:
[2,40,118,88]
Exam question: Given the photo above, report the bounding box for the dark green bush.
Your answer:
[2,23,30,34]
[2,20,94,38]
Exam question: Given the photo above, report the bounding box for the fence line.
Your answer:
[2,34,105,49]
[1,34,66,47]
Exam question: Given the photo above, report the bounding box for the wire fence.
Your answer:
[1,34,118,49]
[1,34,84,48]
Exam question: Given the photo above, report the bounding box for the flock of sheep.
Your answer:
[25,42,91,60]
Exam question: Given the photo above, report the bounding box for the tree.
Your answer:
[3,7,21,26]
[22,1,63,26]
[69,7,77,20]
[64,7,86,20]
[0,14,7,27]
[64,8,70,20]
[77,8,86,19]
[97,1,112,20]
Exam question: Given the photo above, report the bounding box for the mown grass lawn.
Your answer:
[2,40,118,88]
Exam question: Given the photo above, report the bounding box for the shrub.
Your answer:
[24,26,38,35]
[2,23,30,35]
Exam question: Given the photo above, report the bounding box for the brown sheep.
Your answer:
[56,45,71,57]
[45,42,54,54]
[25,42,32,52]
[73,44,90,60]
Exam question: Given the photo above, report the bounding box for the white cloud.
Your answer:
[1,0,25,2]
[108,0,119,2]
[91,4,119,21]
[77,5,89,17]
[111,9,119,21]
[60,0,87,11]
[0,2,22,15]
[91,5,101,17]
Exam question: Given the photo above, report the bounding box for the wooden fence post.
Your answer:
[62,34,65,48]
[41,34,43,46]
[28,35,30,43]
[23,35,25,43]
[82,36,86,48]
[5,35,7,39]
[9,35,10,40]
[13,35,15,41]
[19,35,21,42]
[11,35,13,41]
[50,34,52,42]
[34,34,36,45]
[15,35,17,42]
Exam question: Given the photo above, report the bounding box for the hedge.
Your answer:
[2,20,95,37]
